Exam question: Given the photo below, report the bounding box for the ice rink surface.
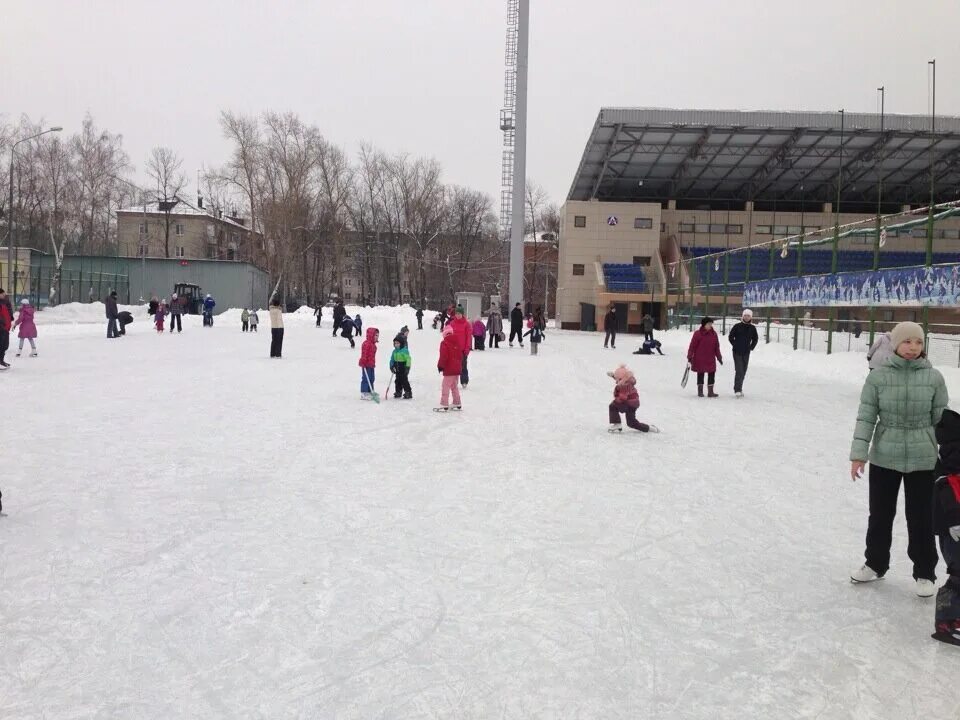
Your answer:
[3,304,959,719]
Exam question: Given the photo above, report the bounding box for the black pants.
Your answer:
[270,328,284,357]
[489,333,499,348]
[941,531,960,580]
[604,330,616,348]
[0,329,8,364]
[460,354,469,385]
[169,314,182,332]
[733,352,750,393]
[315,315,321,327]
[333,321,341,337]
[119,318,132,335]
[344,334,355,348]
[417,318,423,330]
[393,365,412,398]
[644,331,654,342]
[474,335,485,350]
[696,371,716,386]
[865,464,938,580]
[509,327,523,345]
[242,321,248,332]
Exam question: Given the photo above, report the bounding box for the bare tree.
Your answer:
[218,111,263,262]
[146,146,187,257]
[72,114,129,254]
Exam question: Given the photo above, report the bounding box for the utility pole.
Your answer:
[923,59,936,340]
[827,109,844,355]
[870,87,885,346]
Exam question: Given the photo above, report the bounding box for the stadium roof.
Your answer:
[568,108,960,211]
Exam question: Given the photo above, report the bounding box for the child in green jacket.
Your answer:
[241,308,250,332]
[389,338,412,399]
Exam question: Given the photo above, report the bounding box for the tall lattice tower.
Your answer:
[499,0,528,306]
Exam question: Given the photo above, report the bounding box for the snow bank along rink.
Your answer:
[3,303,959,720]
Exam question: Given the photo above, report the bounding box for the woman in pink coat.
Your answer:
[687,316,723,398]
[12,299,37,357]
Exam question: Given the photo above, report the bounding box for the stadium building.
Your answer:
[557,108,960,332]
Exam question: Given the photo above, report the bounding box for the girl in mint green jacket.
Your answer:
[849,321,949,596]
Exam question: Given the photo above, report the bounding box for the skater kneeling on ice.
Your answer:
[849,321,948,597]
[437,325,462,410]
[606,364,658,433]
[633,338,663,356]
[932,408,960,646]
[359,327,379,399]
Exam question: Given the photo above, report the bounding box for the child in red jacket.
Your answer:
[607,364,658,433]
[437,325,463,409]
[359,327,379,399]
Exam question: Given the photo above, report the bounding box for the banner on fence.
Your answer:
[743,264,960,308]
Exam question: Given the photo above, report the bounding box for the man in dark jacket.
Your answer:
[105,291,120,338]
[728,308,759,397]
[415,307,424,330]
[340,315,356,348]
[509,303,524,347]
[933,409,960,645]
[641,313,655,342]
[332,301,346,337]
[118,310,134,335]
[0,288,12,368]
[603,306,617,349]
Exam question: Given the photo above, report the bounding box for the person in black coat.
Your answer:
[728,309,760,397]
[603,306,617,349]
[415,307,424,330]
[332,301,346,337]
[509,303,524,347]
[105,291,120,339]
[117,310,134,335]
[340,315,356,348]
[933,408,960,645]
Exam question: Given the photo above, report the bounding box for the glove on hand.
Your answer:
[950,525,960,542]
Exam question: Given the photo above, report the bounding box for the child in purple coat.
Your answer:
[472,318,486,351]
[12,299,37,357]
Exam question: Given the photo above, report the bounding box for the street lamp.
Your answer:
[7,126,63,296]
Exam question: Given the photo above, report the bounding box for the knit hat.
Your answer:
[700,316,714,327]
[742,309,753,320]
[890,321,924,350]
[456,305,465,315]
[20,298,29,305]
[400,325,409,334]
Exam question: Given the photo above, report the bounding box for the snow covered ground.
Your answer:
[3,304,959,719]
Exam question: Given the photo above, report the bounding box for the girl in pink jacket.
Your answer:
[13,299,37,357]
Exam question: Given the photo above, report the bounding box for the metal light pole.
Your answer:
[7,126,62,296]
[827,109,844,355]
[508,0,529,309]
[923,59,936,340]
[870,87,885,346]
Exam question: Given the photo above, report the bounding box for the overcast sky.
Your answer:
[3,0,958,206]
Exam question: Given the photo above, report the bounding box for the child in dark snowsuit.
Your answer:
[606,365,658,433]
[390,338,413,399]
[341,316,357,348]
[933,408,960,646]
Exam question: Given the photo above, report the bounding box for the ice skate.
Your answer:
[30,351,37,357]
[850,564,883,583]
[916,579,936,598]
[735,391,744,399]
[15,352,21,357]
[608,424,622,433]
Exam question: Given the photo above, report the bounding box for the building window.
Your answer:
[911,228,927,238]
[231,232,239,245]
[345,292,352,300]
[709,223,726,234]
[574,215,586,228]
[660,222,667,233]
[726,224,743,234]
[944,229,960,240]
[138,223,146,235]
[679,223,695,233]
[206,224,215,238]
[176,246,185,258]
[632,256,651,266]
[695,224,710,234]
[175,223,185,236]
[227,248,236,261]
[756,225,771,235]
[633,217,653,229]
[137,244,147,257]
[572,264,585,276]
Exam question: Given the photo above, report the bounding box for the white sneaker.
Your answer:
[850,565,883,583]
[30,351,37,357]
[735,392,743,399]
[360,393,371,400]
[647,425,661,434]
[916,579,936,598]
